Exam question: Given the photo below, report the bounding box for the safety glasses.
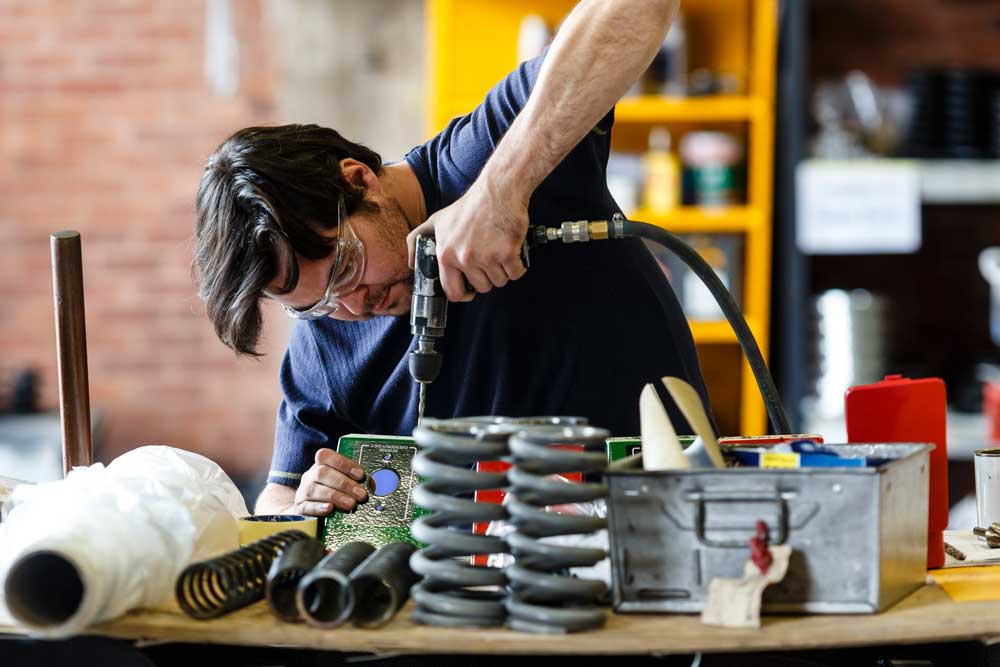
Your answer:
[279,195,366,320]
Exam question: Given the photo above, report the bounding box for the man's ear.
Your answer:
[339,158,382,195]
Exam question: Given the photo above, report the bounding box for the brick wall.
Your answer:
[0,0,285,483]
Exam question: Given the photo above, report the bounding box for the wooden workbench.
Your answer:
[1,584,997,655]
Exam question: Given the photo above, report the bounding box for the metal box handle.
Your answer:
[687,490,789,548]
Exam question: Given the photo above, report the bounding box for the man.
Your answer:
[194,0,711,517]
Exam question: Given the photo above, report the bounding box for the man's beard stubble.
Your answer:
[361,196,416,315]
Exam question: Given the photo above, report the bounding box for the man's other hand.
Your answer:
[406,179,529,303]
[293,448,368,517]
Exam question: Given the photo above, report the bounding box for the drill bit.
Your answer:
[417,383,426,426]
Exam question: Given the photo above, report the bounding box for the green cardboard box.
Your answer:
[605,436,696,462]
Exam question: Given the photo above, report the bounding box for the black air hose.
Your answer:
[619,217,791,434]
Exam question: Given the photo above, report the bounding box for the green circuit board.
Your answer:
[321,434,428,552]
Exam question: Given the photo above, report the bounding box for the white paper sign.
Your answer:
[796,160,921,255]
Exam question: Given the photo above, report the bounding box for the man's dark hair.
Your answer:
[194,124,382,356]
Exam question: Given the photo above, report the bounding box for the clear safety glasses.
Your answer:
[280,195,366,320]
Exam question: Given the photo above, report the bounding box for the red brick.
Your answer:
[2,0,282,476]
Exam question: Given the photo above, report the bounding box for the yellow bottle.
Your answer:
[642,127,680,214]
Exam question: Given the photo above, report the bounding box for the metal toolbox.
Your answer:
[606,443,931,614]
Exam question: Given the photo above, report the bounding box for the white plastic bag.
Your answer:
[0,445,248,638]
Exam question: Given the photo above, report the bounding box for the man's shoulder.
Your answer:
[404,56,547,214]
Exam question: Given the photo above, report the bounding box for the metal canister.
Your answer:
[297,541,376,629]
[350,542,419,628]
[975,449,1000,527]
[266,538,327,622]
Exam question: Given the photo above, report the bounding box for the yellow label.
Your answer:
[761,452,800,468]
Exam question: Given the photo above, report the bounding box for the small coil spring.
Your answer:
[409,417,515,628]
[176,530,310,620]
[505,424,611,634]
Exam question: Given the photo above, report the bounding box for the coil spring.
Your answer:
[175,530,310,620]
[505,424,610,634]
[409,416,587,628]
[409,417,513,627]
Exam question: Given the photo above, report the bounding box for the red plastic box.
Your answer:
[845,375,947,569]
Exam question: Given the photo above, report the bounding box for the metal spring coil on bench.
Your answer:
[505,424,611,633]
[409,416,588,627]
[175,530,310,619]
[409,417,514,627]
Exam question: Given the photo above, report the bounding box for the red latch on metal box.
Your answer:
[845,375,948,569]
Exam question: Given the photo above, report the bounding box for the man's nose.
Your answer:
[336,287,367,316]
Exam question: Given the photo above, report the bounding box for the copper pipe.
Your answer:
[51,231,93,474]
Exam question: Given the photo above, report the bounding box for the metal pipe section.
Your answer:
[349,541,419,628]
[296,541,375,629]
[265,538,327,622]
[50,231,93,474]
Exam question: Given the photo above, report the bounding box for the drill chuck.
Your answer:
[409,336,443,384]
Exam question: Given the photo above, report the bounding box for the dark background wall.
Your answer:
[810,0,1000,84]
[806,0,1000,407]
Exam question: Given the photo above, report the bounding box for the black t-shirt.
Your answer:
[268,55,711,487]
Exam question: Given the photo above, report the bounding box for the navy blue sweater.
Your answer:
[268,55,710,486]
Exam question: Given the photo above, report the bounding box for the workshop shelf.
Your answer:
[615,95,765,123]
[427,0,777,436]
[689,317,761,344]
[691,320,737,344]
[629,206,762,233]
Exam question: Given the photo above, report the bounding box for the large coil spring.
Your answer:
[505,425,610,634]
[176,530,310,619]
[409,417,514,627]
[409,416,588,628]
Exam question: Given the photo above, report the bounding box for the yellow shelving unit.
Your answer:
[630,206,762,233]
[615,95,765,123]
[426,0,777,436]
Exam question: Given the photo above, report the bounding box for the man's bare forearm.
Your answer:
[482,0,679,200]
[255,482,296,515]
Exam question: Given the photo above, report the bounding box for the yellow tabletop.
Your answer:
[930,566,1000,602]
[3,583,1000,655]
